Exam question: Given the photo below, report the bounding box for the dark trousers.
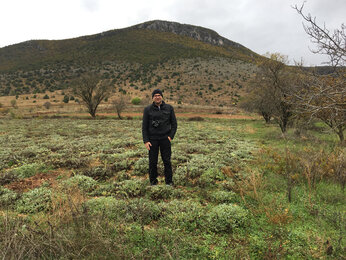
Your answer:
[149,138,172,184]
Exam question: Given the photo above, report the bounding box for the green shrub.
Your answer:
[62,175,97,193]
[115,179,146,198]
[173,166,189,186]
[132,157,148,176]
[209,190,236,204]
[131,97,141,105]
[198,168,225,188]
[115,170,131,182]
[0,171,18,185]
[0,187,19,207]
[63,95,69,103]
[127,198,162,225]
[12,163,48,179]
[16,187,52,213]
[89,183,116,197]
[82,166,114,181]
[205,204,248,233]
[146,184,183,200]
[86,197,161,225]
[86,197,127,220]
[160,200,205,232]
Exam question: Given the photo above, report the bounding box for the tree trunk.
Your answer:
[262,112,271,124]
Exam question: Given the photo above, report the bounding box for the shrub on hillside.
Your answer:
[159,200,205,232]
[146,184,184,200]
[208,190,236,204]
[62,175,97,193]
[82,166,114,181]
[198,168,226,188]
[133,157,149,176]
[0,187,19,207]
[114,179,146,198]
[173,166,189,186]
[205,204,248,233]
[16,187,52,213]
[131,97,141,105]
[12,163,48,179]
[43,102,51,109]
[0,171,18,185]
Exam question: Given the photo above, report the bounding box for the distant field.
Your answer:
[0,117,344,259]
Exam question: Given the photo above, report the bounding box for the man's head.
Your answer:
[152,89,163,105]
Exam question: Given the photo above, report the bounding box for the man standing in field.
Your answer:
[142,89,177,186]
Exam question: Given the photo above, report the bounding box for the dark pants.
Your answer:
[149,138,172,184]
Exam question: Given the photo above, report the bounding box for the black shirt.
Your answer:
[142,101,177,143]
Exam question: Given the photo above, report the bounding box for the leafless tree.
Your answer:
[72,73,112,118]
[239,74,275,124]
[292,4,345,142]
[112,94,126,119]
[258,53,294,133]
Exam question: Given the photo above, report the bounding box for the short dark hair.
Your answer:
[152,89,163,98]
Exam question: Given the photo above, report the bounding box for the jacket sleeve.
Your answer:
[169,106,177,140]
[142,107,150,143]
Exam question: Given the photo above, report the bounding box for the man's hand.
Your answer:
[145,142,152,151]
[168,136,172,142]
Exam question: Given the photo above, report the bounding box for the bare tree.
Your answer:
[258,53,294,133]
[292,4,345,142]
[239,74,275,124]
[112,94,126,119]
[72,73,112,118]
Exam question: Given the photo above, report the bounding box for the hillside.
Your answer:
[0,20,260,106]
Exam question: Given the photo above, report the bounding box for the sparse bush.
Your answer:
[146,184,183,200]
[209,190,236,203]
[133,157,148,176]
[43,94,49,99]
[131,97,141,105]
[86,197,127,220]
[173,166,189,186]
[198,168,225,187]
[62,175,97,193]
[16,187,52,213]
[12,163,48,179]
[10,99,17,108]
[43,101,51,109]
[115,179,146,198]
[0,187,19,207]
[160,200,205,232]
[205,204,248,233]
[63,95,69,103]
[0,171,18,185]
[126,198,162,224]
[82,166,114,181]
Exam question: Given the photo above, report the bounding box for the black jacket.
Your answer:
[142,101,177,143]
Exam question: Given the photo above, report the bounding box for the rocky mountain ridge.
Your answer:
[132,20,244,49]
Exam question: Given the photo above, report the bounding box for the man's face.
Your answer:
[153,94,162,105]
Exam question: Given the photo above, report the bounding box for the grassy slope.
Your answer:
[0,28,256,72]
[0,117,344,259]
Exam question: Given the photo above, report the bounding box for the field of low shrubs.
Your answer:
[0,117,344,259]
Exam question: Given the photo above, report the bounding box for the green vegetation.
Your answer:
[0,117,344,259]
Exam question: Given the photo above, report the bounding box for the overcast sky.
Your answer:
[1,0,345,66]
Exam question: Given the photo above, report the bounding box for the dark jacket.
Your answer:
[142,101,177,143]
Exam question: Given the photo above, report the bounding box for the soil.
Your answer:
[5,171,62,193]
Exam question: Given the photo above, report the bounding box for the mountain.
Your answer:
[0,20,260,106]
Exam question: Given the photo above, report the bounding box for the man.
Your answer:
[142,89,177,185]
